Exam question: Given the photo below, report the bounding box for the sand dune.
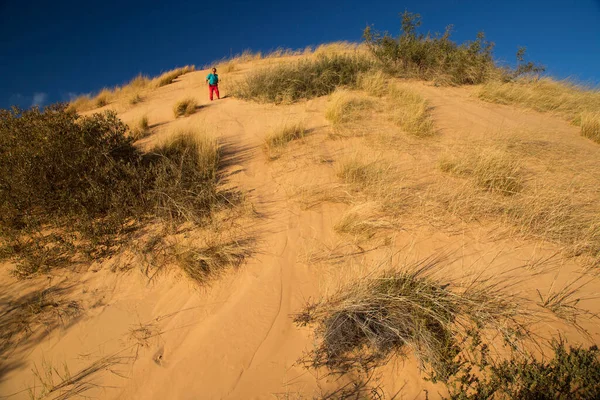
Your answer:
[1,58,599,400]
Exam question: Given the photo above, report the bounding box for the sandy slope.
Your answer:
[1,66,599,400]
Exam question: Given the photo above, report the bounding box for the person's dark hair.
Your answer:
[212,68,217,72]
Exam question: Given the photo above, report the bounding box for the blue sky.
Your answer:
[1,0,599,109]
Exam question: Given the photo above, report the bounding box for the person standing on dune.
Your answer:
[206,68,220,101]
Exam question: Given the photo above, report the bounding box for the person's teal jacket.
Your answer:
[206,73,219,85]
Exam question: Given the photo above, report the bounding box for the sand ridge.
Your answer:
[1,66,599,399]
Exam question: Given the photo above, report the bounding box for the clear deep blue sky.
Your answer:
[1,0,599,109]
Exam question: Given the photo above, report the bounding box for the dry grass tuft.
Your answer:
[387,84,434,137]
[129,93,143,105]
[1,286,81,358]
[336,154,391,189]
[218,60,237,73]
[294,257,550,377]
[264,122,306,159]
[67,95,94,112]
[439,148,524,195]
[233,54,373,103]
[173,97,198,117]
[28,355,129,400]
[325,89,373,127]
[334,202,395,239]
[581,112,600,143]
[294,254,599,391]
[356,70,388,97]
[153,65,196,88]
[130,115,150,140]
[95,89,111,107]
[174,238,253,283]
[67,68,195,112]
[478,78,600,124]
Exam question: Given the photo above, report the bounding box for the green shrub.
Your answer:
[363,11,497,85]
[445,339,600,399]
[0,105,225,276]
[233,54,374,103]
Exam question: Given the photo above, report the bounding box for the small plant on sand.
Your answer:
[67,95,94,112]
[388,84,434,136]
[129,93,143,105]
[173,97,198,117]
[234,54,373,103]
[334,202,393,240]
[295,257,597,396]
[581,112,600,144]
[325,89,373,126]
[153,65,196,88]
[439,148,523,195]
[478,78,600,125]
[130,115,150,140]
[294,258,533,377]
[356,70,388,96]
[95,89,111,107]
[264,122,306,159]
[219,60,236,73]
[336,155,391,189]
[444,338,600,399]
[174,238,253,283]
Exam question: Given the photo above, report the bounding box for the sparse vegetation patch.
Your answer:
[130,115,150,140]
[233,54,373,103]
[387,84,434,136]
[325,89,374,126]
[364,11,497,85]
[439,148,523,195]
[173,97,198,117]
[0,105,229,276]
[264,122,306,160]
[581,112,600,143]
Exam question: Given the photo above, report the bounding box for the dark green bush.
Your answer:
[0,104,224,276]
[363,11,497,85]
[445,339,600,399]
[233,54,374,103]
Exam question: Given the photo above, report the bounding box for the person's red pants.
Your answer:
[209,84,220,100]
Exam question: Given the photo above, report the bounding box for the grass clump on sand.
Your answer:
[129,93,143,105]
[388,84,434,137]
[173,97,198,117]
[478,79,600,123]
[95,89,111,107]
[295,257,598,396]
[364,11,498,85]
[334,203,393,240]
[479,78,600,142]
[152,65,196,88]
[233,54,373,103]
[294,258,531,377]
[356,70,388,97]
[581,112,600,143]
[130,115,150,140]
[325,89,373,126]
[0,105,226,277]
[264,122,306,159]
[439,148,523,195]
[68,68,195,112]
[336,155,391,189]
[174,238,253,283]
